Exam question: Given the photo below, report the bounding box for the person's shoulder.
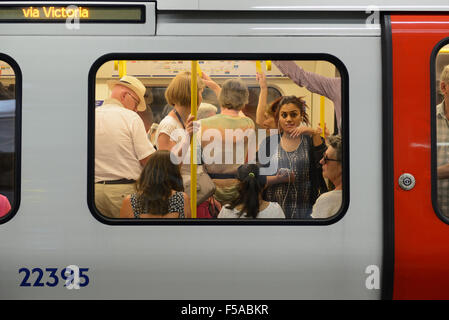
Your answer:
[200,114,221,124]
[158,115,179,130]
[218,205,238,218]
[256,202,285,218]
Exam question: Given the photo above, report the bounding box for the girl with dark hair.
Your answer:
[258,96,328,219]
[120,150,191,218]
[218,164,285,219]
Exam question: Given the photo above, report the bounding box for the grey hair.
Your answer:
[197,103,217,120]
[327,135,342,162]
[218,79,249,111]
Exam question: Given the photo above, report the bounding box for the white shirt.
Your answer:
[311,190,342,219]
[218,202,285,219]
[0,99,15,153]
[155,115,193,165]
[154,115,188,149]
[95,98,155,182]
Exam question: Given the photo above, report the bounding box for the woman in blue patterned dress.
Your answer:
[258,96,328,219]
[120,150,191,218]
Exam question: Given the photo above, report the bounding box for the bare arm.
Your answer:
[183,192,191,218]
[273,60,340,102]
[119,196,134,218]
[438,164,449,179]
[139,155,151,167]
[157,132,178,151]
[266,171,295,186]
[255,72,268,127]
[201,72,221,98]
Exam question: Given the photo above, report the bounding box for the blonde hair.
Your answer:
[218,79,249,111]
[165,71,205,107]
[441,65,449,84]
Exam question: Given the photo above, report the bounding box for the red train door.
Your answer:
[387,14,449,299]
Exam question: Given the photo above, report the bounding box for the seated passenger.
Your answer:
[258,96,327,219]
[218,164,285,219]
[198,79,256,205]
[119,150,191,218]
[311,135,342,218]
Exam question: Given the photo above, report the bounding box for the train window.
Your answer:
[0,57,19,223]
[434,44,449,223]
[89,58,347,224]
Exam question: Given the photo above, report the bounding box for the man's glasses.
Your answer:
[321,155,340,165]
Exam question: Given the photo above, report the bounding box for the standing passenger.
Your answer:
[199,79,256,205]
[436,65,449,217]
[258,96,327,219]
[155,71,205,152]
[95,76,156,218]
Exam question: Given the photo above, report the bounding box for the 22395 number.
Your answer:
[19,266,89,289]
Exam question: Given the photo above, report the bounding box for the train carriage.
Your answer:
[0,0,448,300]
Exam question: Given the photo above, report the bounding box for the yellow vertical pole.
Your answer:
[266,60,272,71]
[320,96,325,138]
[256,61,262,73]
[190,61,198,218]
[197,61,202,78]
[118,61,127,77]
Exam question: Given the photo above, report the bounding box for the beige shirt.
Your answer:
[311,190,342,219]
[95,98,155,182]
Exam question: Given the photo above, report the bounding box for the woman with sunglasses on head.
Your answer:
[311,135,342,219]
[218,164,285,219]
[258,96,328,219]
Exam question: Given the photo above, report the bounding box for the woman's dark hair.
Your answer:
[135,150,184,215]
[271,95,310,127]
[227,164,267,219]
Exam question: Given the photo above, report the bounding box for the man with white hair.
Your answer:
[437,65,449,217]
[95,76,155,218]
[197,102,217,120]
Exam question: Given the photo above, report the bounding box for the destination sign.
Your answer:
[0,5,145,23]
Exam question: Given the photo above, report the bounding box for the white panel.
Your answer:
[157,0,449,11]
[156,11,380,36]
[0,33,382,299]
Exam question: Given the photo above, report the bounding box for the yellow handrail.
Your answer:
[190,61,198,218]
[256,60,272,72]
[256,61,262,73]
[320,96,325,138]
[119,61,127,77]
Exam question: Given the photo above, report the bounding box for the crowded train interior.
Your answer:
[92,59,344,221]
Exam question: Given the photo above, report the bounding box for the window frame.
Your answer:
[0,53,22,225]
[431,37,449,225]
[87,53,349,225]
